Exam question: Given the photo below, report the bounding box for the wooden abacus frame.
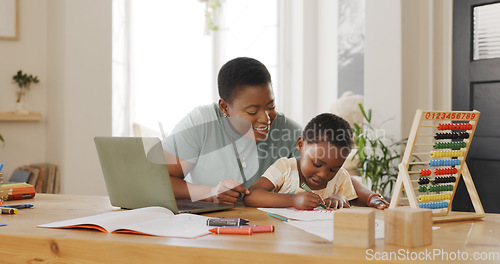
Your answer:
[389,110,485,222]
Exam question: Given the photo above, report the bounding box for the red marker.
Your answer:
[250,225,275,233]
[209,227,253,235]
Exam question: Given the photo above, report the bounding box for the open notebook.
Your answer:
[37,206,211,238]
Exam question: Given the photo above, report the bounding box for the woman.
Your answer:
[164,57,388,209]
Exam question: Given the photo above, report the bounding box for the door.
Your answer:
[453,0,500,213]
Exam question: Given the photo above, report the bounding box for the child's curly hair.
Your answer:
[302,113,353,152]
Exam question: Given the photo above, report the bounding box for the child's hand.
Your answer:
[293,192,322,210]
[367,194,390,210]
[324,194,350,210]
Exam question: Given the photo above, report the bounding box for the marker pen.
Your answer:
[206,218,249,226]
[1,208,18,214]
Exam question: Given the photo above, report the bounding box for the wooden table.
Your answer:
[0,194,499,263]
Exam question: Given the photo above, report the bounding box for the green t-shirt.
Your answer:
[163,103,302,189]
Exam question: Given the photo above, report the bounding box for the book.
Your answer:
[25,166,40,187]
[22,163,59,193]
[37,206,212,238]
[9,170,31,183]
[52,166,60,194]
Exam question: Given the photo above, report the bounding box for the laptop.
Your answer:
[94,137,233,214]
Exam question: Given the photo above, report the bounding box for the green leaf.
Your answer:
[351,105,406,195]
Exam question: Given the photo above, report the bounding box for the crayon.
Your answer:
[206,218,249,226]
[209,227,253,235]
[250,225,275,233]
[219,225,275,233]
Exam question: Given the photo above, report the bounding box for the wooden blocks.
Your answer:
[334,208,375,248]
[385,207,432,247]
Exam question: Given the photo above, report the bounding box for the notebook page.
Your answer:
[258,207,333,221]
[38,206,175,232]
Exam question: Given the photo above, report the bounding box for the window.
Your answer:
[113,0,278,136]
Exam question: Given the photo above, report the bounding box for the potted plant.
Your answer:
[352,104,406,197]
[12,70,39,115]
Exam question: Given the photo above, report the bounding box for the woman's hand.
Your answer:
[211,179,250,205]
[324,194,350,210]
[292,192,321,210]
[367,194,390,210]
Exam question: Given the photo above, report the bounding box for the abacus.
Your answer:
[389,110,485,222]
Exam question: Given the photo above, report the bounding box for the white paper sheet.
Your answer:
[258,207,334,221]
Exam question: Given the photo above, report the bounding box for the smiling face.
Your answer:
[296,137,347,190]
[219,84,277,142]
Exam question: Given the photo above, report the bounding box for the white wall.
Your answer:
[0,0,111,195]
[365,0,402,141]
[0,0,47,182]
[45,0,112,195]
[365,0,452,141]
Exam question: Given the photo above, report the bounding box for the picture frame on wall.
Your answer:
[0,0,18,40]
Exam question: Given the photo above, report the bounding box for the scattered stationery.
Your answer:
[0,223,6,227]
[206,218,249,226]
[38,206,212,238]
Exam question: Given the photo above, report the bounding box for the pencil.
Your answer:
[267,212,289,222]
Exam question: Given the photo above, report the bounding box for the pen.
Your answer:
[267,212,288,222]
[0,204,34,209]
[209,227,253,235]
[207,218,249,226]
[300,182,327,209]
[0,163,4,172]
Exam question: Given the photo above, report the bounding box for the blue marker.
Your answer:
[0,163,4,172]
[1,204,34,209]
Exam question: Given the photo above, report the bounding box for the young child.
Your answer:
[243,113,357,210]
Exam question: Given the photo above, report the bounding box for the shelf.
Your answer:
[0,111,42,121]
